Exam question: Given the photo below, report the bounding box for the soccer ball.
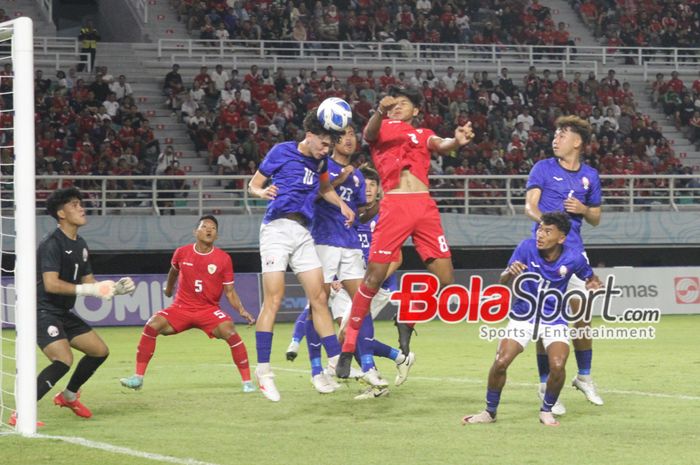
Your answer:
[317,97,352,132]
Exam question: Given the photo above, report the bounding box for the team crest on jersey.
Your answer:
[582,177,590,190]
[370,220,377,232]
[353,175,360,187]
[558,265,568,277]
[47,325,59,337]
[82,248,88,262]
[208,264,217,274]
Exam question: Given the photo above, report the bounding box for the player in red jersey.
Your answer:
[120,215,257,392]
[336,86,474,378]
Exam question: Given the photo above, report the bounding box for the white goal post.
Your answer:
[0,16,37,436]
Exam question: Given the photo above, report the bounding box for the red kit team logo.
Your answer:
[674,277,700,304]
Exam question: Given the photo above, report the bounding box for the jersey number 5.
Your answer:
[194,279,203,293]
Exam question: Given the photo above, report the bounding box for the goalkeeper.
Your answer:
[18,187,135,425]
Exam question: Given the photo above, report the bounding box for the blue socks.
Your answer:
[537,353,550,383]
[292,306,309,344]
[373,341,400,361]
[305,319,323,376]
[575,349,592,376]
[321,334,341,358]
[541,390,559,412]
[486,389,501,415]
[255,331,273,364]
[357,315,376,371]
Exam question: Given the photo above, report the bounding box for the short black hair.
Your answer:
[541,211,571,235]
[389,86,423,108]
[198,214,218,229]
[303,110,344,144]
[360,166,380,184]
[46,187,83,220]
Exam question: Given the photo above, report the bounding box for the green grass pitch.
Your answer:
[3,316,699,465]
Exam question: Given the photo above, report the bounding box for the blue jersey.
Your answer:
[310,159,366,248]
[356,212,398,292]
[526,158,602,250]
[508,238,593,325]
[259,141,328,225]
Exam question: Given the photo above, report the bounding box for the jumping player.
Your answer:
[525,115,604,406]
[11,187,135,426]
[120,215,256,392]
[248,111,355,401]
[336,86,474,378]
[462,212,602,427]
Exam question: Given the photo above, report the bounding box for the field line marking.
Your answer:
[31,434,224,465]
[259,365,700,401]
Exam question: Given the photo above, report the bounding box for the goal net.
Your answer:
[0,17,36,436]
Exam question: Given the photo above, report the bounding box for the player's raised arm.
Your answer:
[364,96,396,142]
[427,122,474,154]
[525,187,544,223]
[163,265,179,297]
[248,171,278,200]
[223,284,255,325]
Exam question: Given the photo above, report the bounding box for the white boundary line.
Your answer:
[265,365,700,401]
[15,434,224,465]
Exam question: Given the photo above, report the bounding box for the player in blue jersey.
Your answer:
[462,212,602,427]
[525,115,605,407]
[247,111,355,402]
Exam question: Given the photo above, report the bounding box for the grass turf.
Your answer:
[2,316,699,465]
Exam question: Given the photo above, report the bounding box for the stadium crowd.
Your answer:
[170,0,578,50]
[0,64,167,208]
[162,58,691,210]
[572,0,700,51]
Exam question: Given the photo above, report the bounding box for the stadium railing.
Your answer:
[28,174,700,216]
[33,37,90,71]
[156,38,699,72]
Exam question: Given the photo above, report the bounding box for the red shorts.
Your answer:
[369,192,451,263]
[157,305,231,338]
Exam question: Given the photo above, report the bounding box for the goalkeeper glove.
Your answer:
[76,280,116,300]
[114,277,136,295]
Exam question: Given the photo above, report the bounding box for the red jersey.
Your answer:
[171,244,234,311]
[368,119,435,192]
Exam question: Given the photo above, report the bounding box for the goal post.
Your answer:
[1,16,36,436]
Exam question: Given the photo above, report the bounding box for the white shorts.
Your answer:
[259,219,322,274]
[336,287,394,329]
[567,273,586,296]
[315,244,366,283]
[504,319,569,350]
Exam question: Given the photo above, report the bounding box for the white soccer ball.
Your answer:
[317,97,352,132]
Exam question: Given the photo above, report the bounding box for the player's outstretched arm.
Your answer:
[223,284,255,325]
[585,274,603,290]
[428,122,474,154]
[248,171,277,200]
[163,266,179,298]
[43,271,115,300]
[364,96,396,143]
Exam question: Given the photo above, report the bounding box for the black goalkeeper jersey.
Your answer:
[36,228,93,315]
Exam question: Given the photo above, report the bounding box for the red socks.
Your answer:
[341,284,379,353]
[227,333,251,382]
[135,325,159,376]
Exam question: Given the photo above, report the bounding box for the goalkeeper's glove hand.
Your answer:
[114,277,136,295]
[76,280,116,300]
